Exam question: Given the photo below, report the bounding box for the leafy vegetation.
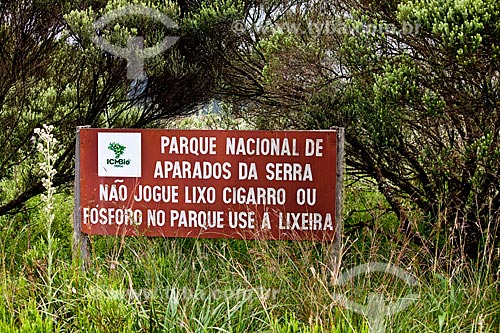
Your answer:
[0,0,242,216]
[220,0,500,259]
[0,0,499,331]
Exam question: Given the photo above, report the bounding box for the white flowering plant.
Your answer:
[32,124,61,309]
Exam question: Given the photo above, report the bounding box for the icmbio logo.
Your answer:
[98,133,141,177]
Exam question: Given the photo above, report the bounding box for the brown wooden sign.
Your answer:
[75,129,339,241]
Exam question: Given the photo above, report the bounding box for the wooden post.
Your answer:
[73,126,89,271]
[327,127,344,280]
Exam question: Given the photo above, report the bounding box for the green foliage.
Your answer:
[232,0,500,258]
[398,0,500,59]
[0,0,250,216]
[2,0,500,330]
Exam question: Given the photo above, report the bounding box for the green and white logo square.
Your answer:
[98,132,142,177]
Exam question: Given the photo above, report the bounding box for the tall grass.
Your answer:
[0,196,497,332]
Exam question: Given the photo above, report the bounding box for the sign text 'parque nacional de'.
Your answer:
[76,129,339,241]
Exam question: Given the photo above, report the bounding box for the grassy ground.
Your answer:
[0,181,498,332]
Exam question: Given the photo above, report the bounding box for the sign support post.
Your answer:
[73,126,89,271]
[327,127,344,280]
